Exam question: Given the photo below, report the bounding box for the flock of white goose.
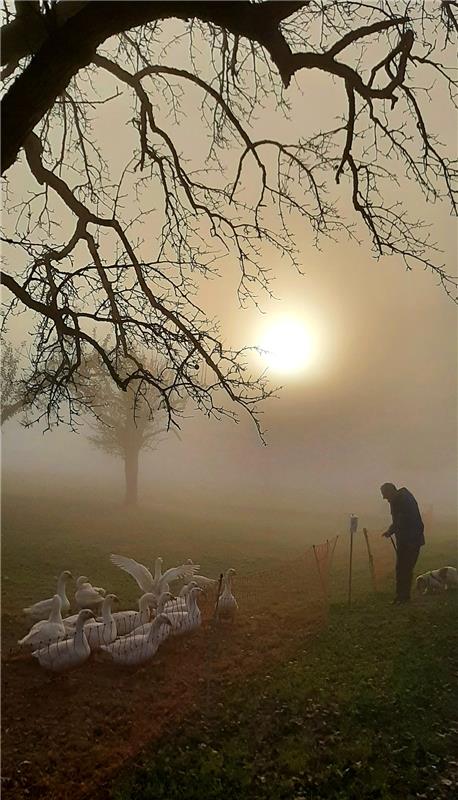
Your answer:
[18,555,238,671]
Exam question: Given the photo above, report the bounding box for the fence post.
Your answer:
[213,572,224,621]
[348,514,358,607]
[363,527,377,592]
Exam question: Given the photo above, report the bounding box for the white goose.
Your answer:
[161,586,203,636]
[121,591,176,640]
[109,554,199,599]
[99,614,172,667]
[75,573,106,591]
[18,594,66,649]
[216,568,238,621]
[183,559,217,590]
[174,580,199,605]
[102,592,157,637]
[23,571,73,620]
[32,609,95,672]
[66,594,119,650]
[74,576,106,610]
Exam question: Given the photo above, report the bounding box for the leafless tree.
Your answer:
[82,353,186,505]
[1,1,456,436]
[0,337,30,424]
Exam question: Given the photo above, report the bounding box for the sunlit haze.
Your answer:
[2,4,458,797]
[1,9,456,535]
[258,317,319,375]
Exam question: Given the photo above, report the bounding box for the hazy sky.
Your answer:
[1,16,457,522]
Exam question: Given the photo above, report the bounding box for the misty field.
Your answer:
[1,486,457,800]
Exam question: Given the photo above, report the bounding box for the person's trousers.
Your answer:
[396,542,421,601]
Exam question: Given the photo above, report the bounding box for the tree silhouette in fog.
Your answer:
[83,355,185,506]
[0,338,30,425]
[1,1,456,434]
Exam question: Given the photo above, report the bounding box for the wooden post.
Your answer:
[363,527,377,592]
[348,531,354,606]
[348,515,358,607]
[213,572,224,622]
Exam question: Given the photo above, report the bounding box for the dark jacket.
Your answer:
[388,487,425,547]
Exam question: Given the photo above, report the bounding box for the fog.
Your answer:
[1,21,457,531]
[3,229,456,524]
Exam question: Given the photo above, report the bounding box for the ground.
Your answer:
[1,486,457,799]
[113,592,457,800]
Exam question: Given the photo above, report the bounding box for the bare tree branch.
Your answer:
[1,1,456,436]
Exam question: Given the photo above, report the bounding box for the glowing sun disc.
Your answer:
[259,318,316,374]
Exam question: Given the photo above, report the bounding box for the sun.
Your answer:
[258,317,318,374]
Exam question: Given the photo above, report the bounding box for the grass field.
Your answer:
[113,592,458,800]
[1,485,457,800]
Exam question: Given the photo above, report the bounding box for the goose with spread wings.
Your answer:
[109,554,200,599]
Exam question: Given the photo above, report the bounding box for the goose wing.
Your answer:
[76,586,104,602]
[159,562,200,590]
[193,575,217,589]
[110,554,154,593]
[23,598,52,619]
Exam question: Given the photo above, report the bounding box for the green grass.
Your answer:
[2,486,457,800]
[112,590,458,800]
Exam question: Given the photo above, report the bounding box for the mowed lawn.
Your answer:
[1,486,457,800]
[112,587,458,800]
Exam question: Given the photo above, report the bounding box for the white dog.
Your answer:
[416,566,458,594]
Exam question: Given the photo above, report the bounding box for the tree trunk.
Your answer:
[124,445,139,506]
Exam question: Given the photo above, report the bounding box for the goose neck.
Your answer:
[74,617,87,645]
[57,574,70,601]
[186,592,198,611]
[49,598,63,624]
[139,594,151,612]
[147,617,162,643]
[101,599,113,623]
[157,593,171,614]
[139,607,149,624]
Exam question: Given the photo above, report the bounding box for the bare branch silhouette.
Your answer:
[1,1,456,431]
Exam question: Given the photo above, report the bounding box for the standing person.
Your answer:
[380,483,425,604]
